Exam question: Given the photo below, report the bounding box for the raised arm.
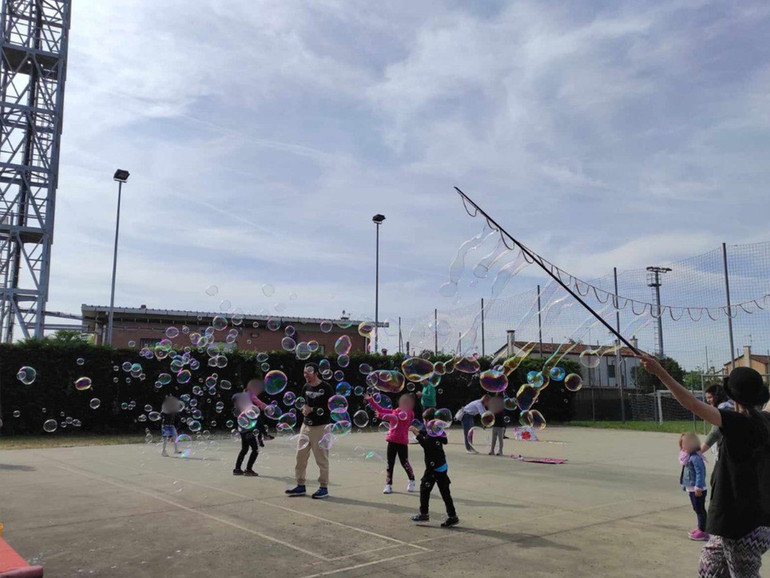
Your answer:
[637,354,721,427]
[365,395,393,417]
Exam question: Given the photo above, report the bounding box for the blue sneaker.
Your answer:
[311,487,329,499]
[285,485,306,497]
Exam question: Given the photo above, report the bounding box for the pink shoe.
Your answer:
[690,530,709,541]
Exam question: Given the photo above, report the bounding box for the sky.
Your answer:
[46,0,770,362]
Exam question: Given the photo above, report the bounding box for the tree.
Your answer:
[683,366,723,392]
[49,329,88,345]
[632,356,685,394]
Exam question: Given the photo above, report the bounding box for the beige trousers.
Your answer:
[294,424,329,487]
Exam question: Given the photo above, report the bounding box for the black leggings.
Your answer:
[236,431,259,471]
[420,470,455,517]
[689,491,707,531]
[386,442,414,484]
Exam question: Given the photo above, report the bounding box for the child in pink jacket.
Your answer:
[365,393,416,494]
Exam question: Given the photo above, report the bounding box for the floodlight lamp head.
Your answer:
[372,214,385,224]
[113,169,130,183]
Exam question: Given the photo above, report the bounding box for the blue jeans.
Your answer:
[462,414,475,450]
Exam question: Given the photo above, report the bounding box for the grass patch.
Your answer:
[569,420,709,434]
[0,433,146,450]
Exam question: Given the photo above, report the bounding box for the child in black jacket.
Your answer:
[409,408,459,527]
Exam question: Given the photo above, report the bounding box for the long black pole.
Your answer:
[374,223,380,353]
[454,186,640,354]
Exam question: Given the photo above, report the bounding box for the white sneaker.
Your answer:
[383,484,393,494]
[407,480,415,493]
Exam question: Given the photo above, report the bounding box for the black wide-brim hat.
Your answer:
[725,367,770,407]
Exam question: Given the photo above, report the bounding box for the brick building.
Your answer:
[81,305,371,353]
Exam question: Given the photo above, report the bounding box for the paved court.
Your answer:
[0,426,733,577]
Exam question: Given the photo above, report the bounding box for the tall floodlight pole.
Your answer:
[372,214,385,353]
[646,266,671,358]
[0,0,71,341]
[106,170,129,346]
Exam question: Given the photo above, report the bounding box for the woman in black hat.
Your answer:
[639,354,770,577]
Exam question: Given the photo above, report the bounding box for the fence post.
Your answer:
[434,309,438,354]
[537,284,543,358]
[722,242,736,370]
[480,298,485,358]
[613,267,626,422]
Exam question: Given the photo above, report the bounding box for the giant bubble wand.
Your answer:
[454,186,640,355]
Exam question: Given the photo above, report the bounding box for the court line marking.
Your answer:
[94,456,430,555]
[299,551,424,578]
[54,464,330,561]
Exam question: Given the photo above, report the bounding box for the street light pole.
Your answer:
[372,214,385,353]
[107,169,130,346]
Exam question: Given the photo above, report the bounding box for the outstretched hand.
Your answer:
[636,352,666,377]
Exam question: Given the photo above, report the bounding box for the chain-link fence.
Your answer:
[389,232,770,422]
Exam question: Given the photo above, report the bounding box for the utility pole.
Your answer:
[646,266,671,358]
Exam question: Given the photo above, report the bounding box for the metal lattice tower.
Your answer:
[0,0,70,342]
[646,265,672,358]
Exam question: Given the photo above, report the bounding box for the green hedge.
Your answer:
[0,342,577,436]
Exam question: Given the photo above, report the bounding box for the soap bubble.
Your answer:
[454,357,480,374]
[334,335,352,356]
[434,408,453,425]
[549,366,566,381]
[74,376,92,391]
[426,419,446,437]
[43,419,57,433]
[90,398,101,409]
[401,357,434,382]
[579,349,601,369]
[76,357,85,366]
[480,411,495,428]
[320,320,333,333]
[353,410,369,428]
[520,409,546,430]
[516,385,539,412]
[479,369,508,393]
[266,318,281,331]
[295,342,312,360]
[261,284,275,297]
[205,285,218,296]
[281,336,297,352]
[564,373,583,392]
[358,321,375,338]
[166,326,180,339]
[292,434,310,450]
[369,370,405,394]
[16,366,37,385]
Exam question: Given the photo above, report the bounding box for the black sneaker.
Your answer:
[244,470,258,477]
[285,485,306,496]
[264,434,275,441]
[311,487,329,499]
[441,516,459,527]
[233,469,244,476]
[411,513,430,522]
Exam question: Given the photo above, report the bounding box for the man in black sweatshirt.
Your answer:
[285,363,334,499]
[409,408,459,527]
